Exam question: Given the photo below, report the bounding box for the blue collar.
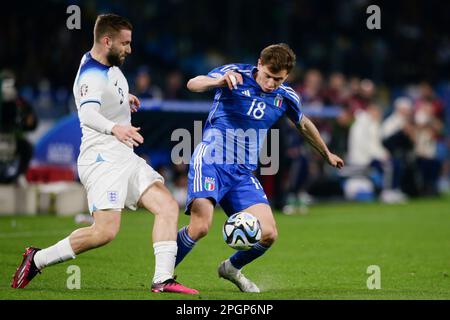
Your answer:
[86,52,110,69]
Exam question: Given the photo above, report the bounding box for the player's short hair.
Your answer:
[94,14,133,43]
[260,43,296,74]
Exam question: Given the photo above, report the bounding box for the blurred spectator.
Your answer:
[34,79,55,119]
[347,103,388,168]
[323,72,349,106]
[414,82,445,119]
[132,66,163,100]
[294,69,332,151]
[347,103,406,203]
[281,119,311,215]
[171,163,188,207]
[346,79,377,115]
[382,97,415,144]
[164,70,189,100]
[414,101,444,196]
[348,77,361,97]
[381,97,416,195]
[294,69,325,106]
[0,69,38,185]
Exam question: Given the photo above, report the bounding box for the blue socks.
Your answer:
[229,242,270,269]
[175,226,196,267]
[175,226,271,270]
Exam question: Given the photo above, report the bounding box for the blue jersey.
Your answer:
[202,63,303,172]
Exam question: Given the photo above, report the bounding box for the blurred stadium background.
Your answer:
[1,0,449,216]
[1,0,450,300]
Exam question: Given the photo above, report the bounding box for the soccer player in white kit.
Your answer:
[11,14,198,294]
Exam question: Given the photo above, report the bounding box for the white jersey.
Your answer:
[73,52,133,164]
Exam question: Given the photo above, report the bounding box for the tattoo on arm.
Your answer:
[296,116,329,159]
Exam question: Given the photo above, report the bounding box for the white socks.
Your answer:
[152,241,177,284]
[32,238,176,285]
[33,237,76,270]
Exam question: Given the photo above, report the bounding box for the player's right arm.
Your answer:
[79,103,143,148]
[187,70,243,92]
[296,115,344,169]
[77,70,143,148]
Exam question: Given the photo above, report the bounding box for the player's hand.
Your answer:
[218,71,243,90]
[129,94,140,113]
[111,124,144,148]
[326,152,344,169]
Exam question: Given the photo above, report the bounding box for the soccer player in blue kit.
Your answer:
[176,44,344,292]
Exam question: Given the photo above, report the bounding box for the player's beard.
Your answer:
[106,47,124,67]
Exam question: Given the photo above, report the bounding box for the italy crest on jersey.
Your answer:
[274,94,283,108]
[204,177,216,191]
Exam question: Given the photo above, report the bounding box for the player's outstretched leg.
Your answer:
[11,210,121,289]
[175,198,214,267]
[218,204,277,293]
[138,182,198,294]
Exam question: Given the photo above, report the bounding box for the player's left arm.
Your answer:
[129,93,140,113]
[296,115,345,169]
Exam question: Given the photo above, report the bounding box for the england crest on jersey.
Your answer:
[204,177,215,191]
[107,191,119,204]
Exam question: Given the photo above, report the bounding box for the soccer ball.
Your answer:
[223,212,262,250]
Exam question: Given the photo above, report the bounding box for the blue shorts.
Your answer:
[185,143,269,216]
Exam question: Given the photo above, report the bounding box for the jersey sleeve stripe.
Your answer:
[280,85,299,97]
[208,72,223,79]
[220,64,238,72]
[280,85,300,104]
[283,91,300,104]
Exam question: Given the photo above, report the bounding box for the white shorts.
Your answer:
[78,154,164,213]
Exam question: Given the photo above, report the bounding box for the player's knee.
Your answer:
[101,229,119,245]
[161,198,179,221]
[94,226,120,246]
[261,226,278,245]
[189,221,210,240]
[188,199,214,240]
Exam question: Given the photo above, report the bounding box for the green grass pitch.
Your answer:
[1,195,450,300]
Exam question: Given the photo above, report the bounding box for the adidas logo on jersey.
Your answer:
[241,90,251,97]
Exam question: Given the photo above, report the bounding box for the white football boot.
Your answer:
[218,259,260,293]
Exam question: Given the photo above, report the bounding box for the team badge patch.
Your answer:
[80,84,88,97]
[204,177,216,191]
[107,191,119,204]
[274,94,283,108]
